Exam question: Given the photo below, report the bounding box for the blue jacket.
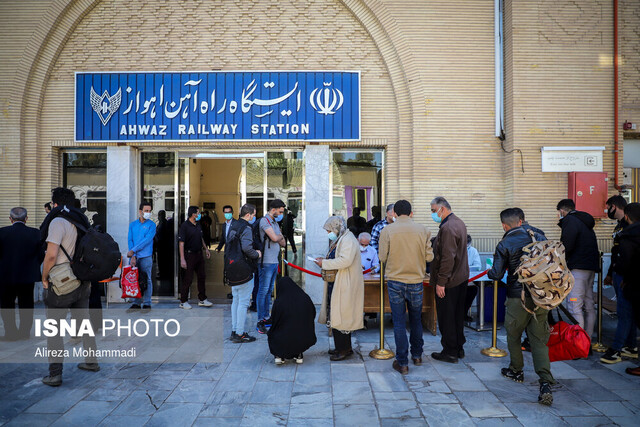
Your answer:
[128,218,156,258]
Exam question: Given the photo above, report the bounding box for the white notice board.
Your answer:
[541,146,605,172]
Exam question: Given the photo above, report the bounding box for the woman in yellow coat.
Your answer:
[315,216,364,361]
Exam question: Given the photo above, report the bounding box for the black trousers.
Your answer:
[0,282,34,339]
[181,251,206,303]
[435,282,467,357]
[464,284,478,315]
[45,283,97,376]
[333,329,352,352]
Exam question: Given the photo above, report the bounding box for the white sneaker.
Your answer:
[198,299,213,307]
[180,302,192,310]
[274,357,285,365]
[294,354,304,364]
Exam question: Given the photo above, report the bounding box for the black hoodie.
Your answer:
[558,210,600,271]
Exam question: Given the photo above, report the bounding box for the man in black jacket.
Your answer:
[0,207,44,340]
[617,202,640,376]
[600,195,637,363]
[488,208,555,406]
[227,204,261,343]
[556,199,599,338]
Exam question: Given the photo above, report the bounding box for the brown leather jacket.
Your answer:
[431,213,469,288]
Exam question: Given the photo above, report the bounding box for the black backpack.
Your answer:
[61,218,121,282]
[224,222,254,286]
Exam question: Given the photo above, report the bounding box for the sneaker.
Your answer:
[126,304,141,313]
[294,353,304,364]
[77,362,100,372]
[521,337,531,352]
[274,357,285,365]
[141,305,151,313]
[538,382,553,406]
[198,299,213,307]
[600,348,622,364]
[256,320,268,335]
[42,374,62,387]
[621,346,639,359]
[180,302,192,310]
[238,332,257,343]
[263,317,272,327]
[501,367,524,383]
[230,332,239,342]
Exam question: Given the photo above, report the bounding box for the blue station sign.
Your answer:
[75,71,360,142]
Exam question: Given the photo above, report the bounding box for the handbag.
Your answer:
[120,265,142,299]
[48,262,82,296]
[321,269,337,282]
[547,304,591,362]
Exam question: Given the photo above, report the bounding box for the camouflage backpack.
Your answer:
[515,230,575,313]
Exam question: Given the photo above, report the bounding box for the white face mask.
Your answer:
[392,217,397,222]
[143,212,151,220]
[360,245,368,251]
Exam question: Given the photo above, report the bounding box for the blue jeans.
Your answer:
[388,280,424,366]
[257,263,278,321]
[612,272,637,350]
[231,278,253,334]
[132,256,153,306]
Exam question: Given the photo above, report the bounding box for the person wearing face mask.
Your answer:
[487,208,555,406]
[178,206,212,309]
[315,216,364,361]
[215,205,235,252]
[126,202,156,312]
[370,203,395,252]
[556,198,599,339]
[358,232,379,273]
[379,200,433,374]
[256,199,287,334]
[429,196,469,364]
[600,195,638,363]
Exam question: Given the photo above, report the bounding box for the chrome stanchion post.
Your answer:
[370,262,394,359]
[592,251,607,352]
[481,280,507,357]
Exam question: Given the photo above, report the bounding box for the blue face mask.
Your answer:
[431,211,442,223]
[224,213,233,221]
[195,214,201,221]
[327,231,338,241]
[248,216,256,225]
[275,213,284,222]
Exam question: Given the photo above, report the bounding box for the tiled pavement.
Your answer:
[1,302,639,426]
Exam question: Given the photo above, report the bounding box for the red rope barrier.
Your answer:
[468,269,489,282]
[283,260,374,278]
[284,260,322,277]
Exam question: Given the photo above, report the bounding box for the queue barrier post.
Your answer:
[592,251,607,353]
[369,262,395,360]
[481,280,508,358]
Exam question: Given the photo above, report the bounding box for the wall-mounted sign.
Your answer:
[75,71,360,142]
[541,146,605,172]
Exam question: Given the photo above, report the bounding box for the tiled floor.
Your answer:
[0,301,639,426]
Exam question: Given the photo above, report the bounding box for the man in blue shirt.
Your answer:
[127,202,156,312]
[358,232,379,273]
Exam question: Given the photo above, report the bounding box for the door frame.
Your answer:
[172,150,267,299]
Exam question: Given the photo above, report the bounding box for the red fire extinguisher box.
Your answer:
[568,172,608,218]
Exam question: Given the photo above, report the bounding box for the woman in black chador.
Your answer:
[267,276,317,364]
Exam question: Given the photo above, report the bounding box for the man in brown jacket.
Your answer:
[430,196,469,364]
[379,200,433,374]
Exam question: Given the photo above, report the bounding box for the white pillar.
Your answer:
[304,145,331,304]
[106,146,138,301]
